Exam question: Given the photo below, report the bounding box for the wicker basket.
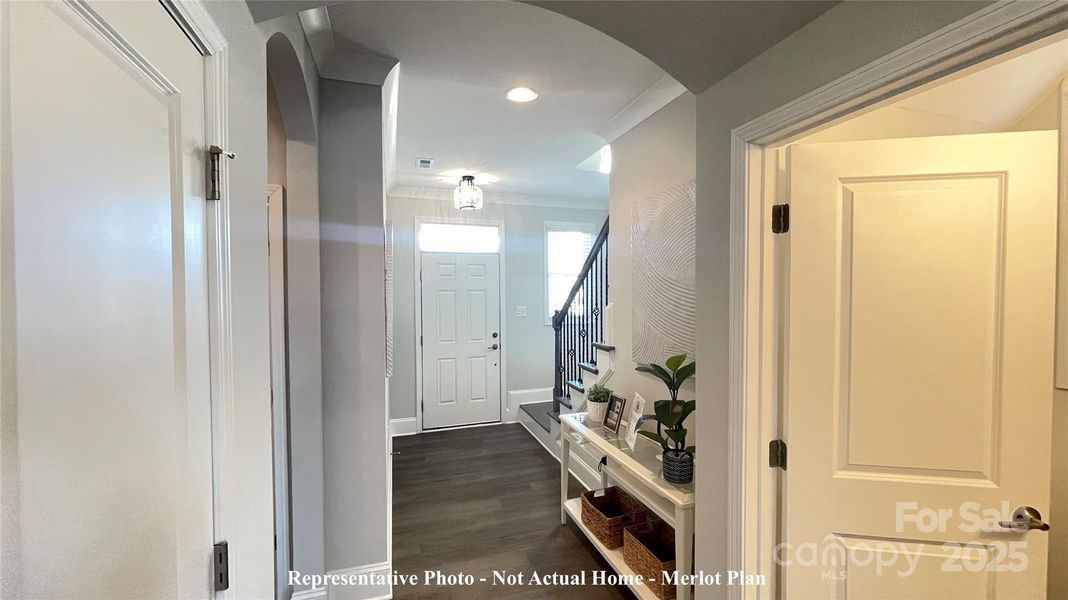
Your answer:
[623,518,677,600]
[580,487,647,549]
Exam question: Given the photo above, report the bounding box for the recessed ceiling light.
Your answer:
[505,87,538,103]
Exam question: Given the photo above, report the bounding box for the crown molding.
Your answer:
[597,74,688,143]
[248,0,335,24]
[389,186,608,211]
[299,6,398,86]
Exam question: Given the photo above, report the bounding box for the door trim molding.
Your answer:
[729,3,1068,598]
[160,3,263,600]
[267,184,291,600]
[413,216,506,434]
[65,0,180,94]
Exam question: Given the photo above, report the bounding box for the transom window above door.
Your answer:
[418,222,501,253]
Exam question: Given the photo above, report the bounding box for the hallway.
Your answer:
[392,424,632,599]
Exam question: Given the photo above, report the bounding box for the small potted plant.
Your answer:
[585,383,612,423]
[636,353,696,484]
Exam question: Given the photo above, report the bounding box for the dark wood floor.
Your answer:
[392,423,633,599]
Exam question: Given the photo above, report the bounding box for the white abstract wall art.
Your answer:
[632,179,696,365]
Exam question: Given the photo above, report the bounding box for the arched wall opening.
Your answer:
[266,29,324,599]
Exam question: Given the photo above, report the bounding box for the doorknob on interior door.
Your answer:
[998,506,1050,531]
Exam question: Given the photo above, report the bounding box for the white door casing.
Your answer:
[420,253,502,429]
[1,1,215,597]
[268,185,291,600]
[784,131,1057,598]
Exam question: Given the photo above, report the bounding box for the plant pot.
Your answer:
[586,400,608,423]
[662,450,693,484]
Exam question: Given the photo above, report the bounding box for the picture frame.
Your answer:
[623,392,647,450]
[602,394,627,434]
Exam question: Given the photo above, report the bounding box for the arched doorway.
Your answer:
[266,30,322,600]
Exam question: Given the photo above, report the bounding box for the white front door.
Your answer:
[2,1,215,597]
[421,253,502,429]
[785,131,1057,598]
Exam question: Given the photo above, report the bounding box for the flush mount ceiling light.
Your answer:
[505,87,538,103]
[453,175,484,211]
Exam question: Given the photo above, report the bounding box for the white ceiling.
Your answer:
[324,1,671,200]
[894,39,1068,128]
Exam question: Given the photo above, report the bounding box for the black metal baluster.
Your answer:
[580,277,587,369]
[594,255,601,346]
[567,308,572,393]
[571,307,577,388]
[599,247,606,340]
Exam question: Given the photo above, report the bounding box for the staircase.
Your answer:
[518,217,611,430]
[553,216,610,416]
[517,217,612,490]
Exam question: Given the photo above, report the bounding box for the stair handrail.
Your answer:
[551,218,609,330]
[552,217,609,414]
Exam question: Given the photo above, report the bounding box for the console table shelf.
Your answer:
[560,412,695,600]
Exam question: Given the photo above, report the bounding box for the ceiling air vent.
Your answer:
[416,157,434,169]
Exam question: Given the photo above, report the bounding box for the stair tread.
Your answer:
[578,361,599,375]
[566,380,585,394]
[548,411,562,423]
[518,401,555,432]
[555,395,573,409]
[592,342,615,352]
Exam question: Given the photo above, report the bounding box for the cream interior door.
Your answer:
[784,131,1057,599]
[421,253,502,429]
[1,1,215,598]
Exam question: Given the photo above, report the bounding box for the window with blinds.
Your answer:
[545,222,596,322]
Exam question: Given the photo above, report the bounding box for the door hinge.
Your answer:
[213,541,229,591]
[207,145,236,201]
[769,439,787,470]
[771,203,789,234]
[420,335,423,346]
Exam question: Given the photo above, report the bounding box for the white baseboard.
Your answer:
[389,417,417,437]
[505,387,553,422]
[325,561,392,600]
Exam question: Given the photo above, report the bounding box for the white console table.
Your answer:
[559,412,695,600]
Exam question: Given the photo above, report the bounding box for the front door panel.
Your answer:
[421,253,502,429]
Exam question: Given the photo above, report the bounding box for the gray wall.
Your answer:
[387,194,608,421]
[267,81,287,185]
[690,1,996,593]
[260,15,326,589]
[318,77,391,572]
[607,93,696,417]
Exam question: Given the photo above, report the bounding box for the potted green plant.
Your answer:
[636,353,696,484]
[585,383,612,423]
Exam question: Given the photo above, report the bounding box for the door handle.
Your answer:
[488,343,499,350]
[998,506,1050,531]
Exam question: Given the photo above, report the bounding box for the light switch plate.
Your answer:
[516,305,527,317]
